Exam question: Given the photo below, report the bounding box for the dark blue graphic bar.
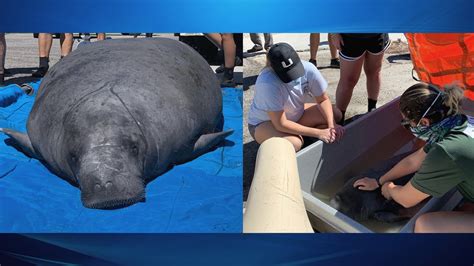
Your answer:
[1,0,473,32]
[0,234,473,265]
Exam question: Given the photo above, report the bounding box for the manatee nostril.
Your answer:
[94,183,102,191]
[105,181,113,189]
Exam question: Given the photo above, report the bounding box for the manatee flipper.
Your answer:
[0,128,39,159]
[177,130,234,163]
[372,211,408,223]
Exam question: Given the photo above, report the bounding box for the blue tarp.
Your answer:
[0,82,242,233]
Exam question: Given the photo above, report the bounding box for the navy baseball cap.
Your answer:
[268,43,304,83]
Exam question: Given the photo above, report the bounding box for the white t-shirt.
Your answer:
[248,61,328,126]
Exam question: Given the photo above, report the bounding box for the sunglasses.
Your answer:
[400,91,441,130]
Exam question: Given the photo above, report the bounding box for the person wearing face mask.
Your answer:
[247,43,344,151]
[354,83,474,232]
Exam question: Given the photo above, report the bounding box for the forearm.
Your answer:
[317,98,335,128]
[379,148,425,184]
[385,182,429,208]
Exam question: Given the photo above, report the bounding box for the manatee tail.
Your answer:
[0,128,39,159]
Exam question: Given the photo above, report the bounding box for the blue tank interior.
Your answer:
[0,81,242,233]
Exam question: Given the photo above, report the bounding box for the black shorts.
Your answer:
[339,34,391,61]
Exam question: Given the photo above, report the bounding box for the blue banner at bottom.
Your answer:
[0,234,473,265]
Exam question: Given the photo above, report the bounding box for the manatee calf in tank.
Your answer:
[330,153,422,223]
[0,38,233,209]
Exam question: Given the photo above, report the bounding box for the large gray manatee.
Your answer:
[1,38,233,209]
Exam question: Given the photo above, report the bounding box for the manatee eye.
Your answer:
[69,153,79,164]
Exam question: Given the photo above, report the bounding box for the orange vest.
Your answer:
[405,33,474,100]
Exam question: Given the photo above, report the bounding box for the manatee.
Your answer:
[330,153,419,223]
[1,38,233,209]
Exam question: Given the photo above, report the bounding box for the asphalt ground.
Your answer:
[1,33,243,87]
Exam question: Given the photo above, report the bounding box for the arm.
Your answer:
[314,92,334,128]
[381,181,430,208]
[354,147,426,191]
[267,110,334,142]
[379,147,426,184]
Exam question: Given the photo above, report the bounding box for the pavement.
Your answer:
[1,33,243,87]
[243,33,416,200]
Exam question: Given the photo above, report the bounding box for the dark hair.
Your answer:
[399,83,464,124]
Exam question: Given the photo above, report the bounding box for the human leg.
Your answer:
[32,33,53,77]
[335,55,365,121]
[328,34,340,68]
[263,33,273,50]
[204,33,223,49]
[414,211,474,233]
[363,52,384,112]
[254,121,303,152]
[0,33,5,84]
[221,33,236,87]
[298,103,342,128]
[309,33,320,67]
[60,33,73,57]
[97,33,106,41]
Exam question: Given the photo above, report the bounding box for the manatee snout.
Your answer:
[80,171,145,210]
[77,150,145,210]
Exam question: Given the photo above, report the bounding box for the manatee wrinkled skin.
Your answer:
[1,38,232,209]
[330,154,415,223]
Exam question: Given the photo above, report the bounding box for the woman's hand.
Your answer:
[331,34,344,51]
[314,128,336,143]
[381,182,396,200]
[353,177,379,191]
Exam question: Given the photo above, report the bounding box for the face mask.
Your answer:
[409,125,432,141]
[406,90,442,141]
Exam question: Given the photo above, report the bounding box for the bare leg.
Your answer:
[414,211,474,233]
[309,33,320,61]
[60,33,73,57]
[221,33,236,68]
[204,33,223,50]
[263,33,273,50]
[253,104,342,152]
[335,56,365,113]
[328,34,338,60]
[254,121,303,151]
[363,51,384,102]
[0,33,5,75]
[38,33,53,58]
[97,33,106,41]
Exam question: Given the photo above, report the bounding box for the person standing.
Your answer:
[309,33,340,68]
[32,33,74,77]
[332,33,390,123]
[205,33,238,87]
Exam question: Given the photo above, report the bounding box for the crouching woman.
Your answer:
[355,83,474,232]
[247,43,344,151]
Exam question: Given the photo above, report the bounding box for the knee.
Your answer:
[284,136,303,152]
[341,74,360,89]
[364,65,382,79]
[414,213,434,233]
